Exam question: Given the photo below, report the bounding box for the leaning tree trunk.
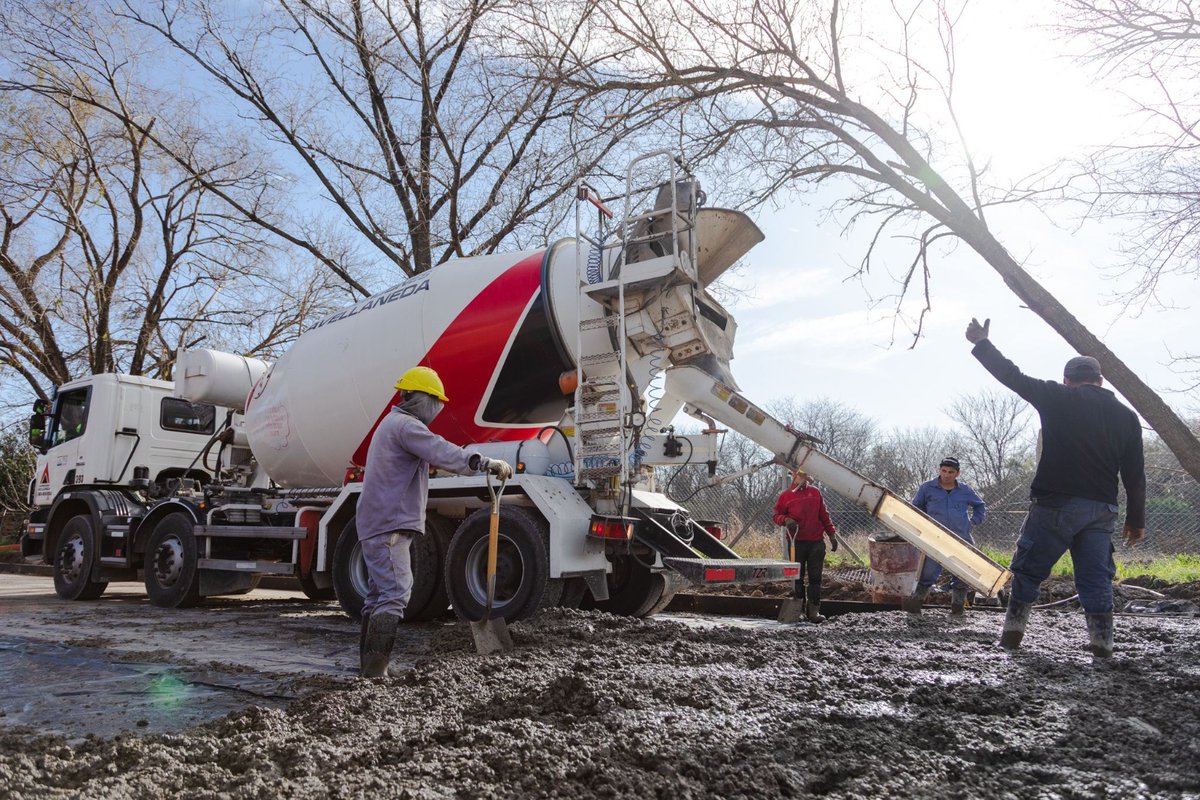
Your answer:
[954,211,1200,484]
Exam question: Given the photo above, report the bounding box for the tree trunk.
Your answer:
[955,211,1200,483]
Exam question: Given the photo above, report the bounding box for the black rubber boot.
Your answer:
[902,584,931,615]
[359,612,370,668]
[950,587,968,617]
[1086,612,1114,658]
[999,600,1032,650]
[805,586,826,623]
[360,612,400,678]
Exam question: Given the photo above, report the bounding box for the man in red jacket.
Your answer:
[773,467,839,622]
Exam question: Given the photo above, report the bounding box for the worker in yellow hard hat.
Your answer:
[354,365,512,677]
[393,365,449,402]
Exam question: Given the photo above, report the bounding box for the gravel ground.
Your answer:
[1,605,1198,799]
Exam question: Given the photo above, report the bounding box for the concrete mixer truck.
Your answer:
[21,150,1011,622]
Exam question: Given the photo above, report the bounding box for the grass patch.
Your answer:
[982,546,1200,584]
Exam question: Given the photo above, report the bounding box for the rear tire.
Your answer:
[53,516,108,601]
[332,516,451,622]
[407,514,454,622]
[297,569,335,601]
[445,506,556,623]
[558,577,588,609]
[593,555,676,618]
[144,514,202,608]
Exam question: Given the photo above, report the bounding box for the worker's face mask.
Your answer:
[398,392,444,425]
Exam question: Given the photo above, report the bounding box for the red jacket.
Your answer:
[773,484,836,541]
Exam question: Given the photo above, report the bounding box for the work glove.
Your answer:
[785,519,799,536]
[828,534,839,553]
[482,458,513,481]
[965,317,990,344]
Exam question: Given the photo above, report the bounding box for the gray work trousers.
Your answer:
[360,530,416,618]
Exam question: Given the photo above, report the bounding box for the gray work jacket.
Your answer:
[356,408,481,539]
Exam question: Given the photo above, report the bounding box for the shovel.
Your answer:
[471,472,514,655]
[778,538,806,623]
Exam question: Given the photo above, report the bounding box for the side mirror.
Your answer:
[28,412,48,453]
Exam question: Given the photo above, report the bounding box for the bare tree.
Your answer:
[0,423,36,513]
[119,0,665,286]
[555,0,1200,482]
[867,425,965,497]
[768,396,877,471]
[0,1,337,402]
[1058,1,1200,385]
[945,389,1034,489]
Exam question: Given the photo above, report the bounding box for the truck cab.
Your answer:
[29,373,220,505]
[24,374,221,562]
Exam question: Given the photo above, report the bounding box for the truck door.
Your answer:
[41,387,91,497]
[108,382,144,482]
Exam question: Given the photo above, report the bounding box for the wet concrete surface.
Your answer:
[1,574,1198,798]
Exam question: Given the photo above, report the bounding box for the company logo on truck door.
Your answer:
[308,276,431,331]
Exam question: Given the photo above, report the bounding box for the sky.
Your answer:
[710,1,1200,435]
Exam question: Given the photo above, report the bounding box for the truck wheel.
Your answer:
[144,514,202,608]
[53,516,108,601]
[331,517,448,623]
[593,555,676,617]
[444,506,558,623]
[297,570,335,601]
[407,513,454,622]
[558,577,588,609]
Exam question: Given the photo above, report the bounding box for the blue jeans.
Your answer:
[360,530,415,618]
[917,527,976,590]
[1009,497,1118,613]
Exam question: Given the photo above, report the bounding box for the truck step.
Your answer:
[663,557,802,585]
[578,442,626,457]
[195,525,308,540]
[580,352,620,366]
[579,463,622,480]
[197,558,295,574]
[580,315,620,330]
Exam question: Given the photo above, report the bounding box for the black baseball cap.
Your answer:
[1064,355,1102,381]
[940,457,960,470]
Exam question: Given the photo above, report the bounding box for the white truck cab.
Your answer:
[29,373,220,507]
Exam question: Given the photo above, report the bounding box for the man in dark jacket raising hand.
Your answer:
[966,317,1145,658]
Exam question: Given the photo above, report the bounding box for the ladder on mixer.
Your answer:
[572,151,697,497]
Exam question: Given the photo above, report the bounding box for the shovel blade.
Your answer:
[471,617,514,655]
[777,597,805,624]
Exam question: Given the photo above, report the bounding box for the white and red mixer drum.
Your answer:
[244,244,586,487]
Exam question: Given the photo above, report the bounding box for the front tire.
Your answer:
[53,516,108,601]
[445,506,559,623]
[144,513,202,608]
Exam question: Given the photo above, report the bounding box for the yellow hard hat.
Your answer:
[394,366,449,402]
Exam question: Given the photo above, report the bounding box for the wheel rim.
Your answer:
[152,535,186,588]
[463,534,524,609]
[350,541,370,599]
[58,532,86,583]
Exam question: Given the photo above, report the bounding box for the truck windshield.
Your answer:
[51,389,89,445]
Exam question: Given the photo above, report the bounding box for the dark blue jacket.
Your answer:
[912,478,986,538]
[972,339,1145,528]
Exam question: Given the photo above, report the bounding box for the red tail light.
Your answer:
[704,567,736,582]
[344,466,364,485]
[588,516,634,540]
[704,524,724,540]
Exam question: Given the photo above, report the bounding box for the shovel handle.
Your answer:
[483,473,507,619]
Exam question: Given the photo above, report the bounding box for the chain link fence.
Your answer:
[662,444,1200,565]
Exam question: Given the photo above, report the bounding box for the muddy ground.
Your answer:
[1,574,1198,799]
